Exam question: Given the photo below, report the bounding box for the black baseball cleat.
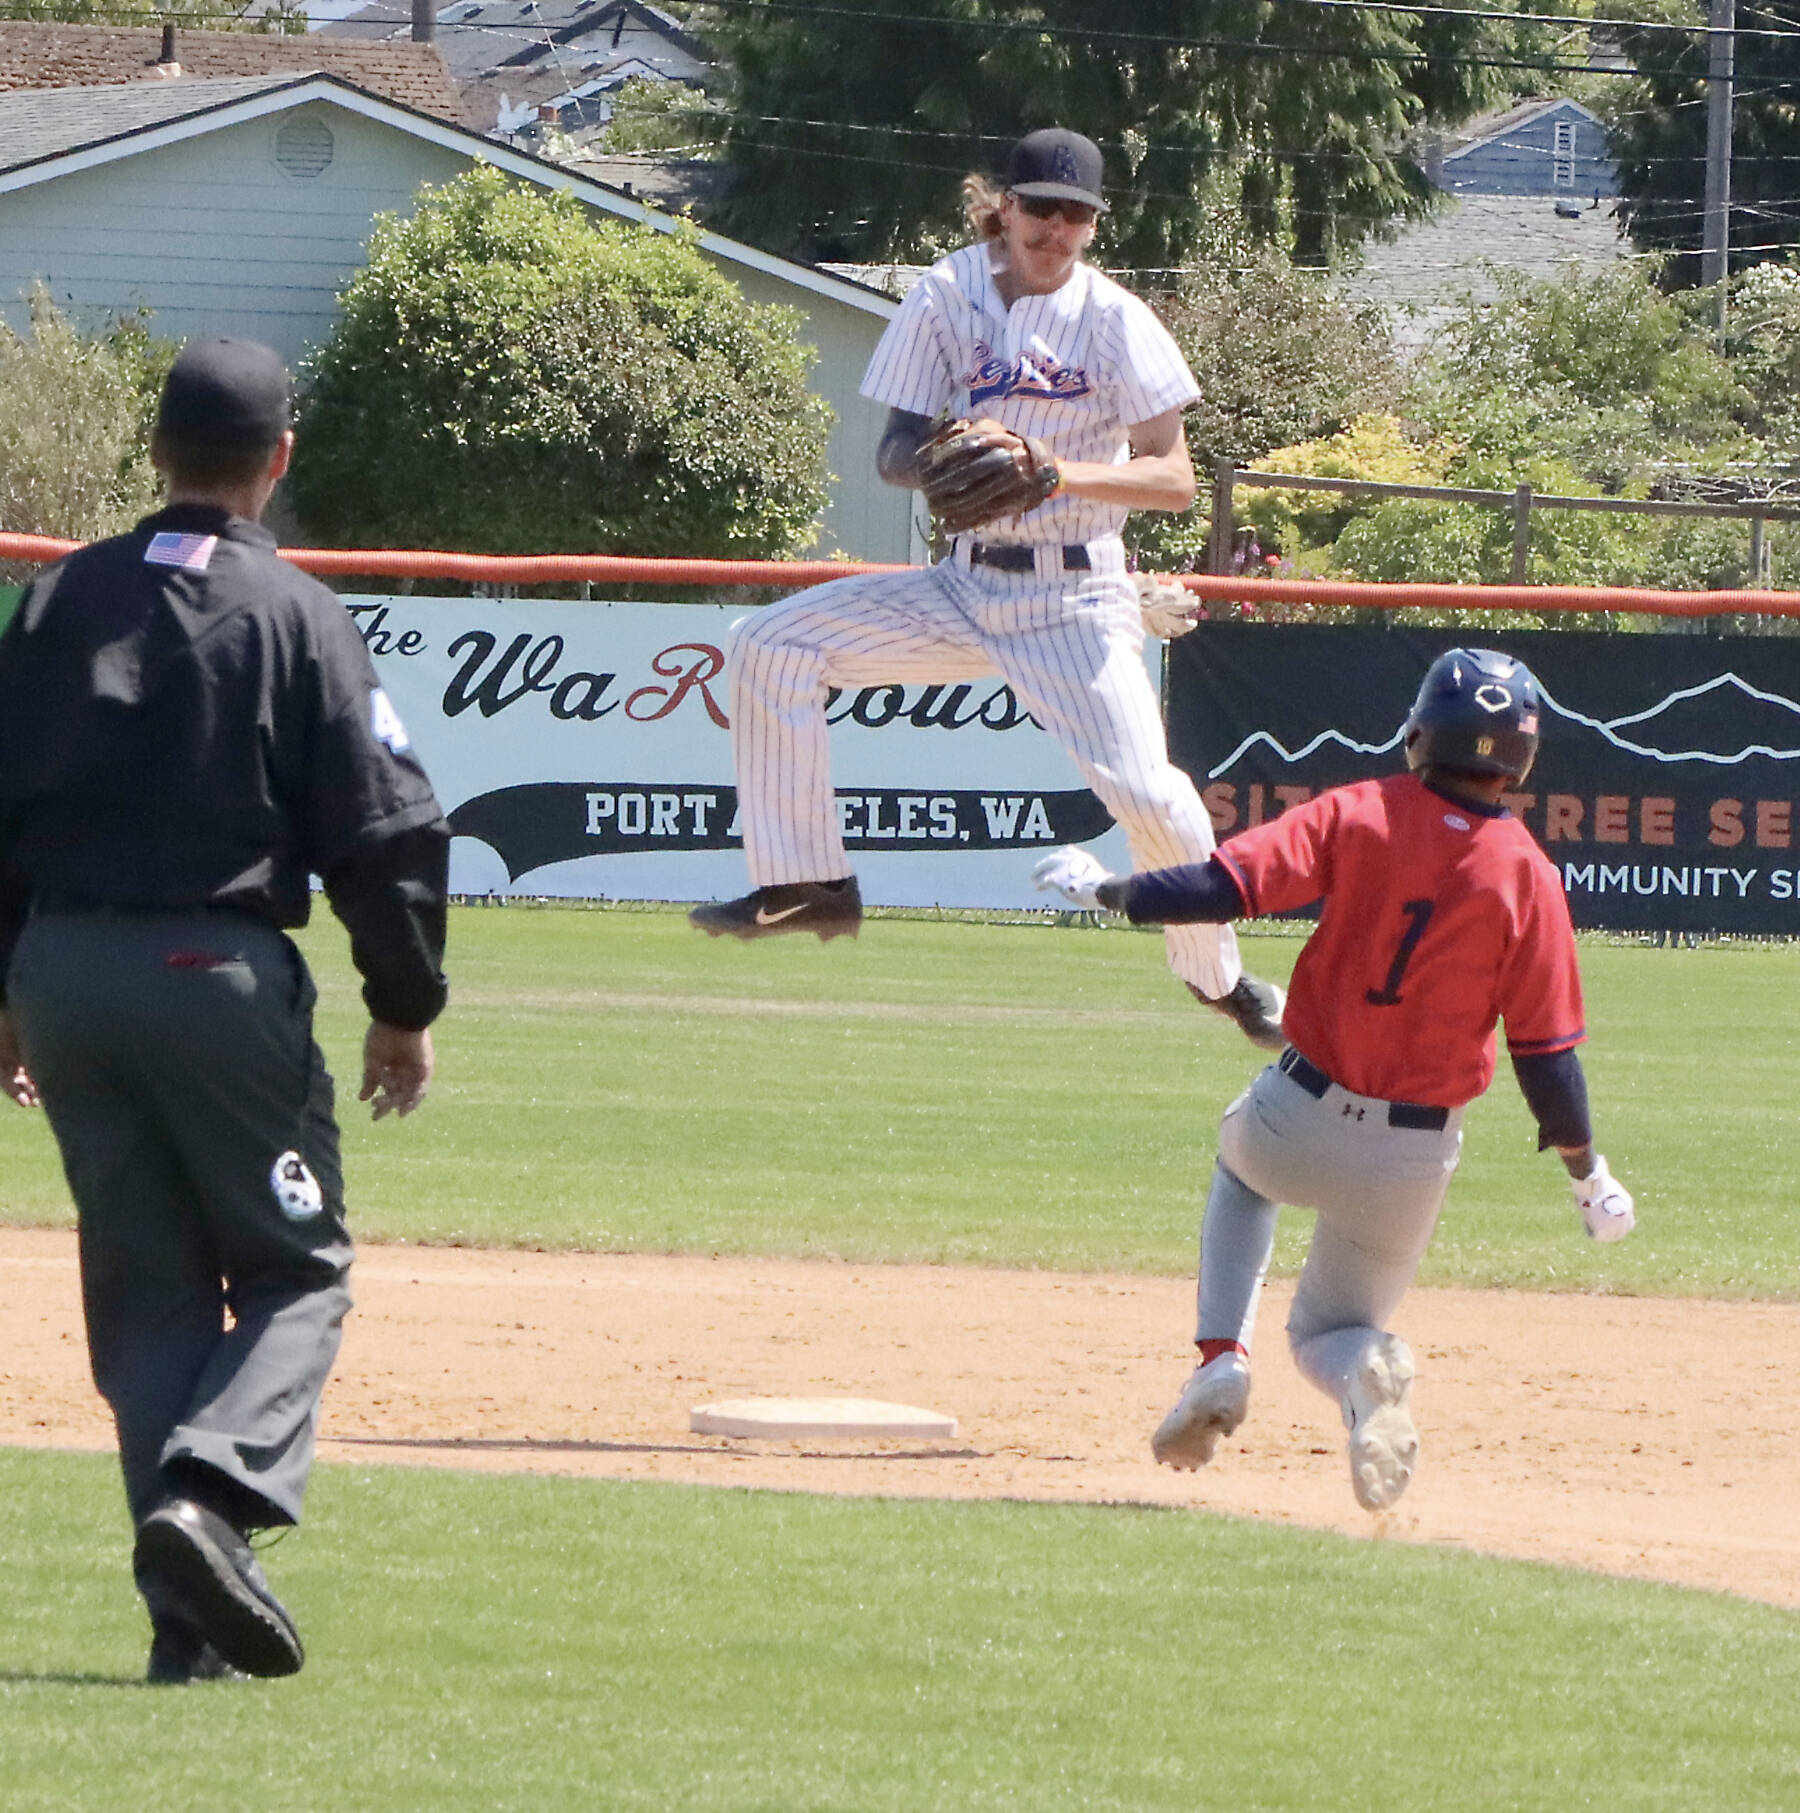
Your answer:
[146,1616,247,1686]
[689,877,863,941]
[1190,973,1288,1052]
[133,1499,304,1679]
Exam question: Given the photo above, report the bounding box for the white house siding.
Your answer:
[0,104,468,365]
[0,97,911,559]
[731,265,912,562]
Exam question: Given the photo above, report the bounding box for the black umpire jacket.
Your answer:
[0,503,448,1030]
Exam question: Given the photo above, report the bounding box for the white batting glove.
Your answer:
[1134,571,1198,639]
[1031,846,1115,912]
[1572,1155,1635,1243]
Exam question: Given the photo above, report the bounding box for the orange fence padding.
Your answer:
[2,533,1794,616]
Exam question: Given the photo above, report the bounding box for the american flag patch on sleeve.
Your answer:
[144,532,219,572]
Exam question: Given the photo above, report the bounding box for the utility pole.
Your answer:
[412,0,435,43]
[1701,0,1735,330]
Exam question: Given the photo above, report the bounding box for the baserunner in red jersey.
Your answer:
[1031,646,1635,1512]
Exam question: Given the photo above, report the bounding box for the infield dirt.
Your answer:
[4,1226,1796,1607]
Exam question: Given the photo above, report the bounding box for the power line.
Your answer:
[319,0,1688,76]
[1262,0,1800,42]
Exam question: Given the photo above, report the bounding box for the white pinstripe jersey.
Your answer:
[860,243,1201,547]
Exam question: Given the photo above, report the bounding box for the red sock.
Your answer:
[1198,1339,1248,1367]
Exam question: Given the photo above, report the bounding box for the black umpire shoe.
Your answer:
[146,1616,247,1686]
[133,1499,304,1679]
[689,877,863,941]
[1190,973,1288,1053]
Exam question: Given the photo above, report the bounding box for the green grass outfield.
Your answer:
[2,904,1794,1294]
[5,1449,1799,1813]
[5,909,1799,1807]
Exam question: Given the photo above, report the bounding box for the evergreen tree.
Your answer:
[1604,0,1800,284]
[702,0,1536,268]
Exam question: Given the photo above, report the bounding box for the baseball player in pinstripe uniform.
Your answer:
[690,127,1285,1049]
[1035,649,1636,1510]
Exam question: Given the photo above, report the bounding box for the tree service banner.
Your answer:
[1167,623,1800,935]
[351,595,1140,907]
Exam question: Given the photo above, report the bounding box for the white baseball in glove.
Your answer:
[1031,845,1115,911]
[1135,572,1198,640]
[1572,1155,1635,1243]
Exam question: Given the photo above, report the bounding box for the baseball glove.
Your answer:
[916,416,1061,534]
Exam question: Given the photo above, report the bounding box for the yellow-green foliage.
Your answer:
[1239,414,1449,555]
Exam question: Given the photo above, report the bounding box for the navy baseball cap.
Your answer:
[156,337,292,448]
[1006,128,1109,213]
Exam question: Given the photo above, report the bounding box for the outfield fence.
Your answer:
[2,531,1797,618]
[1207,462,1800,589]
[6,533,1800,935]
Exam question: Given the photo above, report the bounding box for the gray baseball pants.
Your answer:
[7,909,352,1533]
[1192,1059,1463,1401]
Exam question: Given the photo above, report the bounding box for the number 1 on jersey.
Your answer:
[1366,898,1435,1006]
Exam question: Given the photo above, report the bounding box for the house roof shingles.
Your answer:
[0,74,309,175]
[0,20,463,124]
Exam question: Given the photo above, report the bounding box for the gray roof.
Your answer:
[816,261,929,301]
[1337,191,1630,345]
[0,73,303,174]
[324,0,704,86]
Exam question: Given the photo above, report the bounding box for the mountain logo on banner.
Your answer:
[1207,672,1800,778]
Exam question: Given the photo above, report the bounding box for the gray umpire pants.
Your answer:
[7,908,352,1533]
[1192,1058,1463,1403]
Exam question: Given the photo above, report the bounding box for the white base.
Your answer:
[689,1396,958,1440]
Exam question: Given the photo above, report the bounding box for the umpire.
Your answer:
[0,338,449,1684]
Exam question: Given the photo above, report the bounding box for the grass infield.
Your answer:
[0,903,1791,1295]
[4,1448,1799,1813]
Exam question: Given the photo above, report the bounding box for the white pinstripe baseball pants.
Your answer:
[725,541,1242,998]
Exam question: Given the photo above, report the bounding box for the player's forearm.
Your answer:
[1053,447,1197,514]
[877,410,934,489]
[1097,856,1247,924]
[1510,1048,1593,1156]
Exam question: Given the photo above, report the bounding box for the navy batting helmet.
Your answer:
[1403,647,1541,783]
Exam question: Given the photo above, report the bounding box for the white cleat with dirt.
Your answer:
[1343,1333,1419,1512]
[1152,1351,1251,1470]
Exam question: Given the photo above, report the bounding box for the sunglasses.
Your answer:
[1014,195,1099,226]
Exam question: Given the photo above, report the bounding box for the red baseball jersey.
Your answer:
[1214,773,1584,1107]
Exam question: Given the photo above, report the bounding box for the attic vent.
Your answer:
[274,114,335,179]
[1552,120,1575,189]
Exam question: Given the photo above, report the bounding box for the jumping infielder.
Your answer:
[691,126,1285,1049]
[1035,648,1636,1510]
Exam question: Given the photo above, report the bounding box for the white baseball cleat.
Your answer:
[1342,1333,1419,1512]
[1151,1351,1250,1470]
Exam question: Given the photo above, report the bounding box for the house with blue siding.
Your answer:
[0,72,916,560]
[1431,97,1619,204]
[1339,97,1629,345]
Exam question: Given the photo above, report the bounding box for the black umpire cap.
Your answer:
[1006,128,1109,213]
[156,337,292,449]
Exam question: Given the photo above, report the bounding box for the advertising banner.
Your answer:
[1167,623,1800,935]
[351,595,1141,907]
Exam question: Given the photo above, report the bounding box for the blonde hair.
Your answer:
[962,174,1006,243]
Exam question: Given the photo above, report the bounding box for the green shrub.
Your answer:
[288,167,833,557]
[0,284,170,569]
[1127,256,1397,572]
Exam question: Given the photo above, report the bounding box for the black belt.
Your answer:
[1277,1047,1450,1131]
[966,541,1091,573]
